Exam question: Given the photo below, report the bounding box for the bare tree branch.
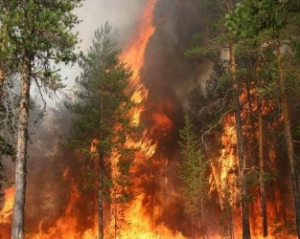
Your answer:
[200,108,233,151]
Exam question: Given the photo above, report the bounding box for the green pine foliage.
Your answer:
[1,0,83,90]
[66,23,135,202]
[0,0,84,155]
[0,2,18,202]
[178,116,209,219]
[225,0,300,38]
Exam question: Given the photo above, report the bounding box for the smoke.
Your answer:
[143,0,208,160]
[144,0,208,112]
[74,0,148,50]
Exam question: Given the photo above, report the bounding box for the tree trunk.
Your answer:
[256,60,268,237]
[0,20,8,105]
[98,151,104,239]
[258,112,268,237]
[200,197,205,239]
[11,52,31,239]
[229,42,251,239]
[114,188,118,239]
[98,94,104,239]
[276,41,300,238]
[199,158,206,239]
[245,80,256,141]
[225,0,251,235]
[0,68,4,104]
[224,180,234,238]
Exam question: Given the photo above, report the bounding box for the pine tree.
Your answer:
[66,23,135,239]
[178,116,209,238]
[0,1,84,238]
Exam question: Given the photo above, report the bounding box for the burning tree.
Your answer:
[66,23,135,239]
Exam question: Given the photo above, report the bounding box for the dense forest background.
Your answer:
[1,0,300,239]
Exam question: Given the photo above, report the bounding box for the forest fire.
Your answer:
[1,0,299,239]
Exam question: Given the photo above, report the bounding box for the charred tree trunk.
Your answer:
[258,111,268,237]
[98,94,104,239]
[276,41,300,238]
[11,52,31,239]
[256,60,268,237]
[98,151,104,239]
[229,42,251,239]
[0,68,4,104]
[223,179,234,238]
[0,66,4,209]
[114,188,117,239]
[245,80,256,141]
[199,159,206,239]
[200,197,205,239]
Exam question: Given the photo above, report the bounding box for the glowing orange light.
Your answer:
[0,187,14,223]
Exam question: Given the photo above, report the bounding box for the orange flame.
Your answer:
[120,0,156,82]
[34,176,97,239]
[0,187,14,224]
[109,0,187,238]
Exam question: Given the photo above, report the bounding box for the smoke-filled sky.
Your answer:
[74,0,147,50]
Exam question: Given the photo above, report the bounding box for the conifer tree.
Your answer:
[178,116,209,238]
[66,23,135,239]
[0,1,84,238]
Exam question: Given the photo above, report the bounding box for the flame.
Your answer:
[120,0,159,165]
[0,187,14,224]
[120,0,156,82]
[120,0,156,128]
[118,194,185,239]
[109,0,186,238]
[0,188,14,238]
[32,176,97,239]
[37,178,78,238]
